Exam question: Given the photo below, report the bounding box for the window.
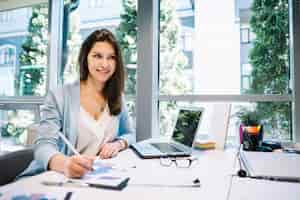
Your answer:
[0,2,50,148]
[241,28,250,43]
[88,0,104,8]
[0,5,49,97]
[0,109,37,147]
[241,63,252,92]
[0,12,11,24]
[0,45,16,66]
[157,0,292,143]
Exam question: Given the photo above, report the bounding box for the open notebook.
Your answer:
[240,150,300,181]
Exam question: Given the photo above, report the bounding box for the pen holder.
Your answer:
[241,125,263,151]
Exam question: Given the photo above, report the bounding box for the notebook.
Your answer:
[64,159,130,190]
[131,107,203,158]
[240,150,300,181]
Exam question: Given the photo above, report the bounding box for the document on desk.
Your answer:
[0,189,68,200]
[229,177,300,200]
[70,159,130,190]
[241,150,300,181]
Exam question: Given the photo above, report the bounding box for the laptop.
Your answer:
[131,107,203,158]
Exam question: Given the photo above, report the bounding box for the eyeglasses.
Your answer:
[159,156,198,168]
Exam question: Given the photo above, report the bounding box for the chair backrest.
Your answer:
[26,123,39,146]
[0,148,33,185]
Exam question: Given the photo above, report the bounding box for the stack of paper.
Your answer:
[194,140,216,150]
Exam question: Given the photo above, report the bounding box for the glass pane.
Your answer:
[242,76,251,91]
[159,101,292,145]
[242,63,252,76]
[241,28,250,43]
[159,0,290,95]
[66,0,137,123]
[0,4,49,96]
[0,109,37,151]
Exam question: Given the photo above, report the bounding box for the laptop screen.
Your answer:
[172,108,203,147]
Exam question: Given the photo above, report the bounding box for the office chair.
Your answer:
[0,148,34,186]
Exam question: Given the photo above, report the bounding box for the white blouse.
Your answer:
[76,104,118,156]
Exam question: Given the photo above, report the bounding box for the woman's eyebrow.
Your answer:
[91,51,115,56]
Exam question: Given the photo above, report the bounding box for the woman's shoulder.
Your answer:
[45,81,79,108]
[62,80,80,92]
[50,80,79,97]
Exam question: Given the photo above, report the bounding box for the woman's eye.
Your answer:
[109,56,116,60]
[93,54,102,58]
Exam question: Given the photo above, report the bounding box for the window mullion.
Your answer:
[159,94,293,102]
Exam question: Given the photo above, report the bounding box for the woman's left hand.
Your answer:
[98,140,125,159]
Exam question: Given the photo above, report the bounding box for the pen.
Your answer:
[57,132,96,171]
[250,176,300,183]
[57,132,80,156]
[64,192,73,200]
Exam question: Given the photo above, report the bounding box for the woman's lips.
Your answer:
[96,68,109,73]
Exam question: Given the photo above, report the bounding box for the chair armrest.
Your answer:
[0,148,33,185]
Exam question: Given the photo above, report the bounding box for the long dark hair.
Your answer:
[79,29,125,115]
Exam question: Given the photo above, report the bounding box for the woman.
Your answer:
[22,29,134,178]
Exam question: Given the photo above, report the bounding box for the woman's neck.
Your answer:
[82,77,105,95]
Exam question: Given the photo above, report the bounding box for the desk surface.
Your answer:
[1,149,299,200]
[0,149,236,200]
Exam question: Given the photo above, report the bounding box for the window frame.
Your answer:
[135,0,300,142]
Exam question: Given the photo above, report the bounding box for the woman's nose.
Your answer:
[99,57,109,67]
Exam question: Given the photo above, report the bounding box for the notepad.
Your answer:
[194,140,216,150]
[0,189,66,200]
[70,159,130,190]
[240,150,300,181]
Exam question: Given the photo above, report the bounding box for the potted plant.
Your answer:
[236,107,263,151]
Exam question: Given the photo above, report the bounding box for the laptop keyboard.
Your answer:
[151,143,183,153]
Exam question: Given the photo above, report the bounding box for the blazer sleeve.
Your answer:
[34,88,64,170]
[116,99,136,146]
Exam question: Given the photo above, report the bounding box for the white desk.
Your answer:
[0,149,236,200]
[2,149,299,200]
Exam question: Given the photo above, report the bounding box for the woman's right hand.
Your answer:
[49,154,95,178]
[63,155,94,178]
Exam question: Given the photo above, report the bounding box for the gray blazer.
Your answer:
[20,81,135,177]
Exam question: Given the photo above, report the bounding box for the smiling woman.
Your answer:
[20,29,135,179]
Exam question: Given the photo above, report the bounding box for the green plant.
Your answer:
[1,122,25,138]
[236,107,262,126]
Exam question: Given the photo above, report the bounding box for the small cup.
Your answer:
[242,125,263,151]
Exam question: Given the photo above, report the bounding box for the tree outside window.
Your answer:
[248,0,291,140]
[116,0,190,135]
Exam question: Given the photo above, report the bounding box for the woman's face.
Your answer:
[87,41,116,85]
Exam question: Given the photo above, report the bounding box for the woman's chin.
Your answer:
[96,77,110,84]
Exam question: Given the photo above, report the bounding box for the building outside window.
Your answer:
[0,3,49,147]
